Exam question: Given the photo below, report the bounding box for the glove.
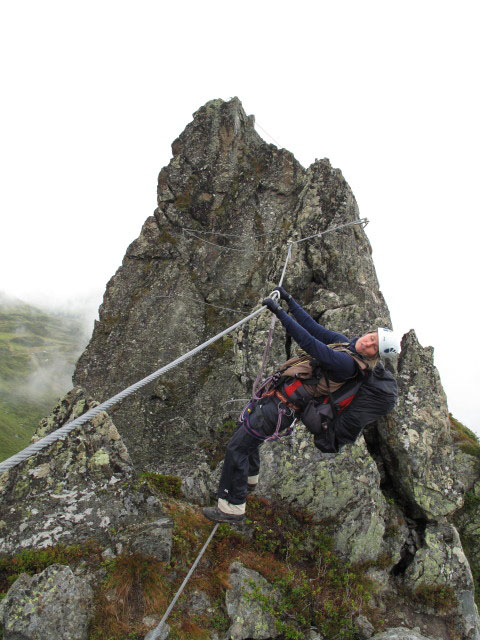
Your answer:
[273,286,292,302]
[262,297,283,315]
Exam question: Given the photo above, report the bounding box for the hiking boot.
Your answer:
[247,483,257,493]
[202,506,245,524]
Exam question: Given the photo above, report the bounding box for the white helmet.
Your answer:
[377,328,401,358]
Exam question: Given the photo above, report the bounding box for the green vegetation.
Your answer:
[457,488,480,607]
[0,542,101,595]
[450,415,480,606]
[450,413,480,459]
[411,584,457,613]
[0,297,89,461]
[139,472,183,498]
[0,397,54,460]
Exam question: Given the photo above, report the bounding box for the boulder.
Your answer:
[257,427,406,565]
[371,629,434,640]
[402,522,480,640]
[225,561,280,640]
[113,517,173,561]
[0,387,172,556]
[144,622,170,640]
[0,564,93,640]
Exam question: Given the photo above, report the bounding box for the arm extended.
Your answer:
[275,308,357,380]
[286,298,349,344]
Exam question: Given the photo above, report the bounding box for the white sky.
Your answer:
[1,1,479,432]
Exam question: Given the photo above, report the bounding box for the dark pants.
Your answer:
[217,398,295,505]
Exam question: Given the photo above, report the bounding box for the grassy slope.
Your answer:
[0,297,90,461]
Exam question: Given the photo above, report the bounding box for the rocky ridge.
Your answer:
[1,97,480,640]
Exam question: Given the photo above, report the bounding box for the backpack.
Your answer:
[301,363,397,453]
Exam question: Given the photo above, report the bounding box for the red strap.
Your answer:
[284,379,303,396]
[337,395,355,410]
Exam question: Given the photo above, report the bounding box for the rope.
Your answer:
[252,242,293,396]
[158,293,249,315]
[254,121,283,148]
[291,218,368,245]
[182,229,274,253]
[144,523,219,640]
[182,227,273,238]
[0,305,268,475]
[180,219,367,254]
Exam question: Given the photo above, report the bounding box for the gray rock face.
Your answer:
[73,97,390,473]
[371,629,435,640]
[0,387,172,556]
[257,428,404,565]
[0,564,93,640]
[113,517,172,561]
[225,561,280,640]
[403,523,480,640]
[374,331,465,520]
[355,614,375,638]
[68,98,479,635]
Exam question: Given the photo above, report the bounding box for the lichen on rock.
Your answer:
[0,564,94,640]
[0,387,171,557]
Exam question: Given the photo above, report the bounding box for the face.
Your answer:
[355,332,379,358]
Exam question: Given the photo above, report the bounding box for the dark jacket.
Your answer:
[274,299,364,382]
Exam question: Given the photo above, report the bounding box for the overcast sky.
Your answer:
[1,1,479,432]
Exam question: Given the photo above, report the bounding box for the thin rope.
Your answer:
[144,523,219,640]
[252,242,292,396]
[158,293,249,315]
[0,305,268,475]
[182,229,274,253]
[182,227,273,238]
[180,219,367,254]
[255,121,283,148]
[291,218,368,244]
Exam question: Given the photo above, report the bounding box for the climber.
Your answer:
[202,286,401,524]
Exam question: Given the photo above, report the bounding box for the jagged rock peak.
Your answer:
[1,97,480,640]
[74,96,389,471]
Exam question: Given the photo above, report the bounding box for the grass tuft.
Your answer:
[450,414,480,459]
[139,472,183,498]
[89,553,171,640]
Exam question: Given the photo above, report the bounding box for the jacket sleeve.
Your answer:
[286,298,350,344]
[275,309,357,380]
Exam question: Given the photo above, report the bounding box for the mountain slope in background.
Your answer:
[0,292,91,460]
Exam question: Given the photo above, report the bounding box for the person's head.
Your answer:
[355,328,401,359]
[355,332,379,358]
